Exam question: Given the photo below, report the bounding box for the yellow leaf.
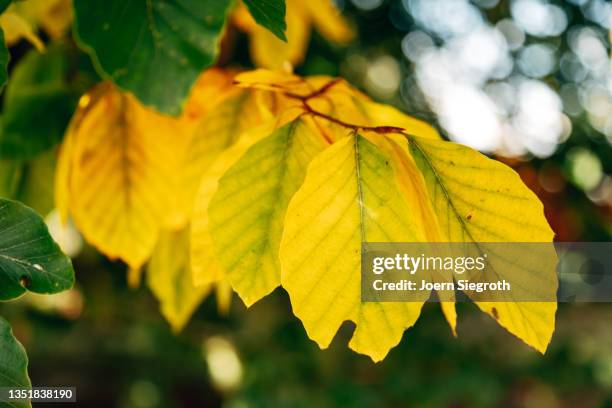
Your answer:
[192,69,556,356]
[208,118,327,306]
[0,12,44,51]
[148,227,210,332]
[191,121,278,286]
[55,83,189,269]
[279,134,430,361]
[407,135,557,353]
[381,134,455,333]
[37,0,72,39]
[300,0,353,44]
[181,68,237,124]
[0,0,72,49]
[233,3,258,32]
[215,280,233,315]
[168,88,265,229]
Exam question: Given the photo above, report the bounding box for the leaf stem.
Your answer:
[284,80,406,135]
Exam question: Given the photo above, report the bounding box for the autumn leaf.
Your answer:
[234,0,353,69]
[191,121,278,287]
[0,0,574,385]
[0,0,72,51]
[279,134,430,361]
[374,134,457,332]
[57,67,273,275]
[193,69,556,360]
[147,227,210,333]
[53,66,556,360]
[155,69,238,230]
[406,135,557,352]
[55,83,191,270]
[207,118,327,306]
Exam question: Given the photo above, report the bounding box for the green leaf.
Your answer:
[0,317,31,408]
[1,151,57,215]
[0,0,11,13]
[0,160,21,198]
[0,0,12,89]
[0,45,80,159]
[208,119,325,306]
[0,0,11,89]
[0,198,74,301]
[243,0,287,41]
[73,0,233,115]
[0,29,8,90]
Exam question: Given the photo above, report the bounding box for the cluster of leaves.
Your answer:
[0,0,556,369]
[55,67,556,361]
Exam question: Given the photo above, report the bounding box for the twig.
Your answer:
[285,79,406,135]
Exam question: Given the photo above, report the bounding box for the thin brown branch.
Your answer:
[283,79,406,135]
[284,78,343,101]
[302,101,405,134]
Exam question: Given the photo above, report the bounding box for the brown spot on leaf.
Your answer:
[466,214,472,220]
[19,276,30,288]
[491,307,499,319]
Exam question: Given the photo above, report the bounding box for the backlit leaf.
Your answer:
[208,118,327,306]
[175,88,269,229]
[407,135,557,353]
[191,121,277,287]
[279,134,430,361]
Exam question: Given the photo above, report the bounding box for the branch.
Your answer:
[285,79,406,135]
